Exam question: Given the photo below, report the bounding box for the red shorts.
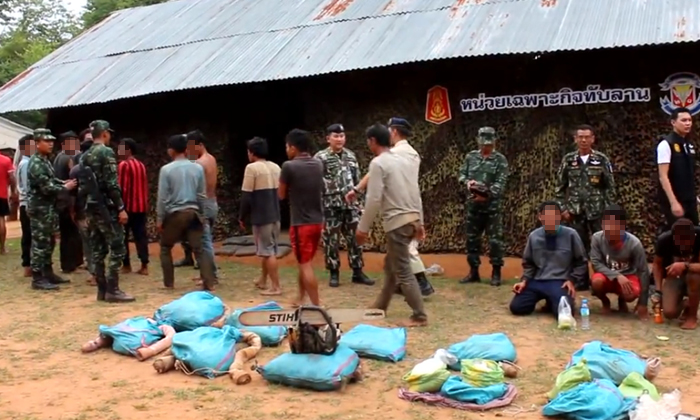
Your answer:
[591,272,641,298]
[290,223,322,264]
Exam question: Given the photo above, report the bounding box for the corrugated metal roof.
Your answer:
[1,0,698,113]
[0,116,32,150]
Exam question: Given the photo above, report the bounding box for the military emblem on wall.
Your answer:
[659,72,700,116]
[425,85,452,125]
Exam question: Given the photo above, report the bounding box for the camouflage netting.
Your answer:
[46,44,696,256]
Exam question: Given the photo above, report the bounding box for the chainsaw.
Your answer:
[238,306,385,355]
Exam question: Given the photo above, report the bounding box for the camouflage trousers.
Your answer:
[86,206,126,278]
[466,202,504,267]
[28,205,58,272]
[566,214,600,290]
[322,208,363,271]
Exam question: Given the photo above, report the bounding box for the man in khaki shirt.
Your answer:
[356,122,427,327]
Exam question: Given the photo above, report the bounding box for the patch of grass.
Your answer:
[2,235,700,419]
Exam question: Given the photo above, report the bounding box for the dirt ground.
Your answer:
[1,222,700,420]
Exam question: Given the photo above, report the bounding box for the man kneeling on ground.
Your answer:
[510,201,587,317]
[589,204,650,317]
[652,218,700,329]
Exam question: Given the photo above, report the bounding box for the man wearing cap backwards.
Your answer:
[459,127,509,287]
[81,120,134,303]
[26,129,77,290]
[555,124,616,291]
[314,123,373,287]
[348,118,435,297]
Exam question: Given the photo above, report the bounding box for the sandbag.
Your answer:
[440,375,508,405]
[567,341,646,385]
[226,301,287,346]
[447,333,516,369]
[170,326,242,379]
[339,324,407,362]
[259,344,360,391]
[403,357,451,393]
[547,359,592,400]
[98,316,165,356]
[460,359,505,387]
[618,372,659,401]
[154,291,226,332]
[542,379,636,420]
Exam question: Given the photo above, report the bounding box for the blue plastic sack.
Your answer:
[99,316,164,356]
[567,341,646,385]
[542,379,636,420]
[170,326,242,379]
[260,344,360,391]
[226,301,287,346]
[154,291,226,332]
[440,375,507,405]
[339,324,406,362]
[447,333,517,369]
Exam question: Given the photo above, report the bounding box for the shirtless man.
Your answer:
[187,130,219,283]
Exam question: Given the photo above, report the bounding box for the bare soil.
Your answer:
[1,221,699,420]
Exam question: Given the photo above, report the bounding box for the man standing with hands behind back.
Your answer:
[656,107,696,229]
[458,127,509,287]
[315,123,373,288]
[555,124,616,291]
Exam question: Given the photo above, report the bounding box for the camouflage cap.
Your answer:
[89,120,115,133]
[477,126,496,144]
[33,128,55,141]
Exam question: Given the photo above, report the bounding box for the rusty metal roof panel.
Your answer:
[1,0,699,112]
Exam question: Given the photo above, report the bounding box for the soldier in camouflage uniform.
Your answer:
[458,127,510,287]
[80,120,134,303]
[314,123,373,287]
[555,124,615,291]
[27,129,76,290]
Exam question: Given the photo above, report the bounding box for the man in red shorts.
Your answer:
[589,204,649,315]
[279,129,325,307]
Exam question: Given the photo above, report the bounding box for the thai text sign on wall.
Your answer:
[459,85,651,113]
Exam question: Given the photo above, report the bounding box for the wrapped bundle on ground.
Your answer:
[447,333,516,369]
[339,324,407,362]
[225,301,287,346]
[258,344,361,391]
[567,341,661,385]
[81,316,176,361]
[153,291,227,332]
[460,359,505,388]
[403,357,451,393]
[547,359,592,400]
[543,379,636,420]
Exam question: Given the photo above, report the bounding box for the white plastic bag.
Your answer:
[629,390,681,420]
[557,296,576,330]
[432,349,458,366]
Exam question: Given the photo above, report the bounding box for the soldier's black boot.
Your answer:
[460,266,481,284]
[31,270,59,291]
[329,270,340,287]
[416,272,435,297]
[490,266,502,287]
[352,269,375,286]
[96,272,107,301]
[47,265,70,284]
[105,273,136,303]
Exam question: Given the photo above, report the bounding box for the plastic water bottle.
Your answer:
[580,299,590,330]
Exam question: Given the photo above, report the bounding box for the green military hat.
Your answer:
[33,128,55,141]
[89,120,115,133]
[477,126,496,145]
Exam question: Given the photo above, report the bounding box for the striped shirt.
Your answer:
[118,157,149,213]
[240,160,281,226]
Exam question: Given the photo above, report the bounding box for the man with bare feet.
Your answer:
[589,205,649,317]
[187,130,219,285]
[240,137,282,296]
[357,124,428,327]
[652,218,700,329]
[279,129,324,306]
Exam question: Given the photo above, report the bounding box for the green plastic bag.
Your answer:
[403,369,451,393]
[618,372,660,401]
[460,359,505,387]
[547,359,592,400]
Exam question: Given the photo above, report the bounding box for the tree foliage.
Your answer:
[0,0,168,128]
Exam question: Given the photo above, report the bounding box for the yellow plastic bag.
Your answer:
[403,357,451,393]
[460,359,505,387]
[547,359,592,400]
